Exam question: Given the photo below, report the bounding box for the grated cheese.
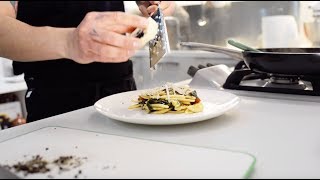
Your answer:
[165,84,171,102]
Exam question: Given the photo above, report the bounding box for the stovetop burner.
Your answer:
[269,76,300,85]
[263,76,307,90]
[187,61,320,96]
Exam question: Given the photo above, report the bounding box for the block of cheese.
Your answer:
[131,17,158,46]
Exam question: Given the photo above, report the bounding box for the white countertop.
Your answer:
[0,51,318,178]
[0,80,27,95]
[1,93,320,178]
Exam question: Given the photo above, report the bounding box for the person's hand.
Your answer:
[137,1,176,17]
[66,12,149,64]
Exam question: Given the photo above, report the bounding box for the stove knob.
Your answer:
[207,63,215,67]
[198,65,206,69]
[187,66,199,77]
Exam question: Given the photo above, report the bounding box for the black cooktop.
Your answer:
[187,61,320,96]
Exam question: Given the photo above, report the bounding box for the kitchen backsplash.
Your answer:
[126,1,311,49]
[181,1,303,48]
[125,1,318,49]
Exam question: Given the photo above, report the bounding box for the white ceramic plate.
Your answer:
[94,89,240,125]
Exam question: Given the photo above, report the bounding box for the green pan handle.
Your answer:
[227,39,261,52]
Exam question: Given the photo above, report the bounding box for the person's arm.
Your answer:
[0,1,149,64]
[137,1,176,17]
[0,13,73,62]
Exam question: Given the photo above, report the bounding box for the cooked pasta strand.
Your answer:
[152,109,171,114]
[128,104,142,109]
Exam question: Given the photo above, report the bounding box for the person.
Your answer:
[0,1,176,122]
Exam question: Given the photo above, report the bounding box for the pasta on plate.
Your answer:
[129,83,204,114]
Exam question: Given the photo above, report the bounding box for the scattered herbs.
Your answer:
[2,155,87,178]
[53,156,84,173]
[146,98,171,112]
[6,155,50,176]
[147,98,170,105]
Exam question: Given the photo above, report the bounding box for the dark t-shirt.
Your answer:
[13,1,138,122]
[14,1,133,84]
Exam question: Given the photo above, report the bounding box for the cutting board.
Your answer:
[0,127,255,179]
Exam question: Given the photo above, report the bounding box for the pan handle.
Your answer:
[180,42,244,61]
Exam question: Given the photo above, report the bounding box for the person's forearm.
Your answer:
[0,15,74,62]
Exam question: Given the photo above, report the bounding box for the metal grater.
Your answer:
[149,6,170,69]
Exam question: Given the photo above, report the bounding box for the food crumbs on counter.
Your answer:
[75,170,82,178]
[103,166,110,170]
[74,170,83,179]
[45,148,49,151]
[53,156,83,173]
[2,155,87,177]
[8,155,50,175]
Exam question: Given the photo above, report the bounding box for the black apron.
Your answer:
[15,1,137,122]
